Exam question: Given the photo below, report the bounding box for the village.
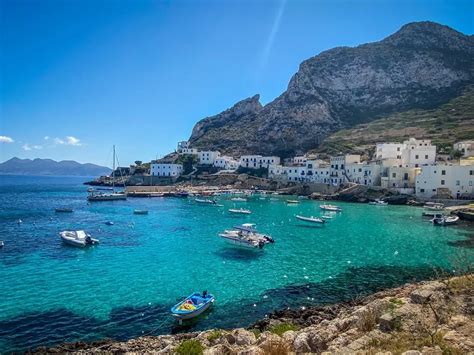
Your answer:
[94,138,474,201]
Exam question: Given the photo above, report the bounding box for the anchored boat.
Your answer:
[134,209,149,215]
[55,208,74,213]
[295,215,325,224]
[59,230,99,247]
[229,208,251,215]
[171,291,214,323]
[286,200,300,204]
[431,214,459,226]
[195,198,217,205]
[368,199,388,206]
[320,204,342,212]
[231,197,247,202]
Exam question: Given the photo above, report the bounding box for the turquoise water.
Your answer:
[0,175,472,352]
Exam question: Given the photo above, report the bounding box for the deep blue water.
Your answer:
[0,175,472,352]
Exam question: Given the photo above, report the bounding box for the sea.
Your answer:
[0,175,472,352]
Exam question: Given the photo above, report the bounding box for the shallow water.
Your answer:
[0,175,472,352]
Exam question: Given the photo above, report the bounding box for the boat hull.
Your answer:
[88,194,127,202]
[296,215,325,224]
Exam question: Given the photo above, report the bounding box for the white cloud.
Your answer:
[44,136,50,140]
[54,136,82,146]
[22,143,42,151]
[0,135,14,143]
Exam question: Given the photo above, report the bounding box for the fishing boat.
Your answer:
[88,146,127,202]
[320,204,342,212]
[295,215,325,224]
[55,208,74,213]
[431,214,459,226]
[59,230,99,247]
[134,209,149,215]
[171,291,215,323]
[229,208,251,215]
[231,197,247,202]
[286,200,300,204]
[368,199,388,206]
[195,198,217,205]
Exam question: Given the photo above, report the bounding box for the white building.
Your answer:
[180,147,198,155]
[287,166,307,182]
[150,163,183,177]
[292,156,308,165]
[345,162,382,186]
[381,166,420,194]
[239,155,280,169]
[177,141,190,152]
[268,164,288,181]
[198,151,221,165]
[330,155,361,186]
[376,138,436,168]
[214,156,239,170]
[416,164,474,199]
[454,141,474,158]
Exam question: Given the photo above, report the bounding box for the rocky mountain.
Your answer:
[0,157,111,176]
[189,21,474,157]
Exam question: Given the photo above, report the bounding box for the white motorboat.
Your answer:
[219,223,274,249]
[134,209,149,215]
[88,145,127,202]
[0,241,4,248]
[431,214,459,226]
[229,208,251,215]
[195,198,217,205]
[231,197,247,202]
[59,230,99,247]
[286,200,300,204]
[295,215,325,224]
[320,204,342,212]
[321,215,333,220]
[423,202,444,211]
[368,199,388,206]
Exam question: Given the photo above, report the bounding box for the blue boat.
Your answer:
[171,292,214,322]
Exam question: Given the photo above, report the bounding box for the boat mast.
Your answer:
[112,145,115,192]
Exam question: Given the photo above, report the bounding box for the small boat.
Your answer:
[320,204,342,212]
[368,199,388,206]
[321,215,333,220]
[171,291,215,323]
[431,214,459,226]
[55,208,74,213]
[0,241,4,248]
[87,187,95,192]
[134,209,149,215]
[105,221,114,226]
[229,208,251,215]
[286,200,300,204]
[59,230,99,247]
[17,219,22,225]
[296,215,325,224]
[298,196,309,200]
[195,198,217,205]
[231,197,247,202]
[423,202,444,211]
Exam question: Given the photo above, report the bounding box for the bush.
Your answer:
[269,322,299,336]
[175,339,204,355]
[357,307,377,332]
[206,330,222,342]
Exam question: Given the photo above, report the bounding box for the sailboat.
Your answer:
[88,145,127,202]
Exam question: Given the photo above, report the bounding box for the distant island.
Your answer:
[0,157,111,176]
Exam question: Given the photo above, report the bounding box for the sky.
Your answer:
[0,0,473,167]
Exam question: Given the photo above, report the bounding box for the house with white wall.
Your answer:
[381,166,420,194]
[345,162,382,186]
[239,155,280,169]
[214,156,239,170]
[329,155,361,186]
[198,151,221,165]
[150,163,183,177]
[454,141,474,158]
[416,164,474,199]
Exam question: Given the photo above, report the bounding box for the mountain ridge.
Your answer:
[188,21,474,157]
[0,157,112,176]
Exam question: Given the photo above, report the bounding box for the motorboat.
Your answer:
[321,215,333,220]
[59,230,99,247]
[171,291,214,323]
[295,215,325,224]
[423,202,444,211]
[134,209,149,215]
[195,198,217,205]
[368,199,388,206]
[0,241,4,248]
[55,208,74,213]
[229,208,251,215]
[105,221,114,226]
[320,204,342,212]
[286,200,300,204]
[431,214,459,226]
[231,197,247,202]
[219,223,274,249]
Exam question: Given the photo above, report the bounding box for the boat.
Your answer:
[59,230,99,247]
[457,210,474,221]
[368,199,388,206]
[295,215,325,224]
[286,200,300,204]
[105,221,114,226]
[423,202,444,210]
[171,291,215,323]
[219,223,274,249]
[87,187,94,192]
[88,145,127,202]
[231,197,247,202]
[320,204,342,212]
[431,214,460,226]
[55,208,74,213]
[321,215,333,220]
[195,198,217,205]
[134,209,149,215]
[229,208,251,215]
[0,241,4,248]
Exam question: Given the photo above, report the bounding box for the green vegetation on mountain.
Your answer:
[315,87,474,155]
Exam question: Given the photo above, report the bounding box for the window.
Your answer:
[425,155,428,159]
[442,170,446,175]
[470,170,473,176]
[441,180,445,185]
[456,180,460,186]
[392,173,396,178]
[415,155,419,159]
[404,173,409,180]
[397,147,400,151]
[420,188,425,193]
[469,181,473,186]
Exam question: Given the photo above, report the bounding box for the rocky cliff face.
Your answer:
[188,22,474,157]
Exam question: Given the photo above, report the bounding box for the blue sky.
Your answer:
[1,0,472,167]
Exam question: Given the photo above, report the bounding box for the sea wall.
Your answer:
[36,274,474,354]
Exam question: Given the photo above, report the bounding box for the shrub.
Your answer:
[175,339,204,355]
[357,307,377,332]
[269,322,299,336]
[206,330,222,343]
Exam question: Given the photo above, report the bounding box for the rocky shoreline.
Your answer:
[33,274,474,354]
